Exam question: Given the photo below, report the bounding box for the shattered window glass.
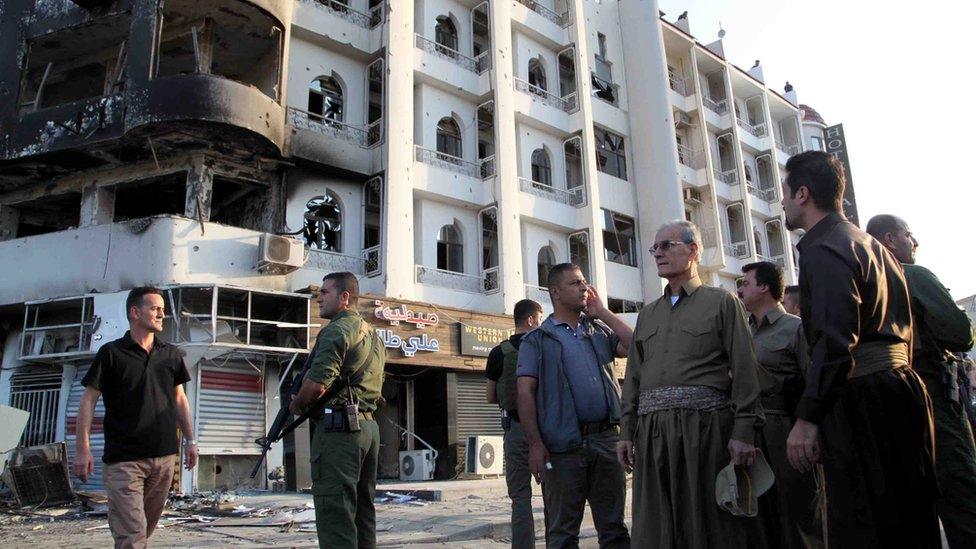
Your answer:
[303,193,342,252]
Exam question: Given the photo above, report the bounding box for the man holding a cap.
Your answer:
[516,262,632,548]
[738,261,823,549]
[619,220,764,548]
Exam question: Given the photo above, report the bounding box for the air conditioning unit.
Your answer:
[258,234,305,274]
[683,188,703,204]
[399,450,436,481]
[674,111,692,128]
[466,435,504,476]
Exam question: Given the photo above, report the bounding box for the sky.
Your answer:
[658,0,976,300]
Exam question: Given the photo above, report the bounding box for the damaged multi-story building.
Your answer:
[0,0,813,493]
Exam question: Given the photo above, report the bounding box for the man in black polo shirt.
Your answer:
[73,287,197,549]
[485,299,542,549]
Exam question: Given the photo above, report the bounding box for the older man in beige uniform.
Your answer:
[618,220,764,549]
[739,261,823,549]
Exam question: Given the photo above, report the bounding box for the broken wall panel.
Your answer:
[13,191,82,238]
[112,171,187,221]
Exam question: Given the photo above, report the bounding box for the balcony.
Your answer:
[524,284,552,306]
[737,119,768,138]
[746,183,777,203]
[307,0,385,29]
[305,245,381,277]
[519,177,586,207]
[758,254,787,268]
[514,78,578,113]
[668,71,694,97]
[287,108,382,148]
[723,242,750,259]
[775,138,801,157]
[714,168,739,186]
[415,265,492,294]
[514,0,571,28]
[482,266,500,294]
[414,34,486,74]
[703,97,728,115]
[677,144,705,169]
[415,146,494,180]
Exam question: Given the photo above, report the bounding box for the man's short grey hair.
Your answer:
[658,219,702,246]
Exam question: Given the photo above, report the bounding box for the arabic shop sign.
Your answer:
[460,324,516,357]
[373,300,439,328]
[376,329,440,357]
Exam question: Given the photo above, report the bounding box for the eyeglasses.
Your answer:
[650,240,691,253]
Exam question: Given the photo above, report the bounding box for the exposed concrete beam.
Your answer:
[0,204,20,241]
[185,160,214,223]
[79,184,115,227]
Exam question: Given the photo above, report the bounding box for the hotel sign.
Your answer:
[824,123,859,226]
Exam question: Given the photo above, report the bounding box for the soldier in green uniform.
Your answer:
[290,272,386,549]
[867,215,976,548]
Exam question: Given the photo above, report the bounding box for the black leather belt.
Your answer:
[579,420,616,436]
[311,408,374,422]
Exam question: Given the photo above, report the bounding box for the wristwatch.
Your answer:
[185,439,197,446]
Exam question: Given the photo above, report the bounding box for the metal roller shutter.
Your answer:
[66,365,106,491]
[197,362,265,454]
[454,371,503,443]
[9,367,63,448]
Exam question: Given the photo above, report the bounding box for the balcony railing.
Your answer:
[737,119,768,138]
[514,78,577,112]
[479,155,497,178]
[668,71,695,97]
[703,96,728,115]
[287,108,381,148]
[475,51,492,74]
[519,177,586,207]
[415,265,485,293]
[747,183,777,203]
[515,0,571,27]
[775,139,801,156]
[714,168,739,186]
[415,34,478,73]
[723,242,750,259]
[309,0,385,29]
[307,248,370,275]
[415,146,495,180]
[482,266,500,294]
[363,245,381,277]
[524,284,552,305]
[676,143,705,169]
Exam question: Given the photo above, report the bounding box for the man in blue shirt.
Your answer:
[516,263,633,548]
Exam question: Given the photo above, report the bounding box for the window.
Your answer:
[531,148,552,186]
[608,298,643,314]
[528,58,547,91]
[726,204,746,244]
[435,16,458,51]
[810,135,824,151]
[364,180,381,249]
[765,220,784,257]
[537,246,556,287]
[437,224,463,272]
[744,165,753,184]
[565,138,583,189]
[569,231,590,282]
[594,128,627,180]
[480,209,498,270]
[602,210,637,266]
[308,76,343,121]
[436,117,462,158]
[304,192,342,251]
[754,228,764,257]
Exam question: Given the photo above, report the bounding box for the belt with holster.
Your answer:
[578,420,618,436]
[312,407,374,427]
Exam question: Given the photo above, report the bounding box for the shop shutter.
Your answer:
[65,365,106,491]
[9,367,63,447]
[197,362,265,454]
[454,371,503,443]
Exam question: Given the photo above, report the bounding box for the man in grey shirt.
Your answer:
[517,263,633,548]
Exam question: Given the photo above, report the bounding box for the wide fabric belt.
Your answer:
[850,341,910,379]
[760,394,788,413]
[311,408,375,421]
[637,385,730,415]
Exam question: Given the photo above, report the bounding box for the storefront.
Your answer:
[301,294,516,481]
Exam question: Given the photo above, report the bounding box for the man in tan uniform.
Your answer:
[738,261,823,549]
[618,220,764,548]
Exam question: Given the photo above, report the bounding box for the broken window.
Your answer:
[113,172,187,222]
[531,148,552,187]
[155,0,283,100]
[210,177,272,232]
[527,58,547,91]
[569,231,590,282]
[11,192,82,238]
[303,192,342,252]
[436,117,462,158]
[437,223,463,273]
[363,180,382,250]
[594,128,627,180]
[435,16,459,52]
[308,76,344,122]
[21,296,96,359]
[602,209,637,267]
[564,137,583,189]
[480,208,498,270]
[18,13,130,112]
[537,246,555,287]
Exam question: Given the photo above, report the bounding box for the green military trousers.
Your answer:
[311,419,380,549]
[918,369,976,548]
